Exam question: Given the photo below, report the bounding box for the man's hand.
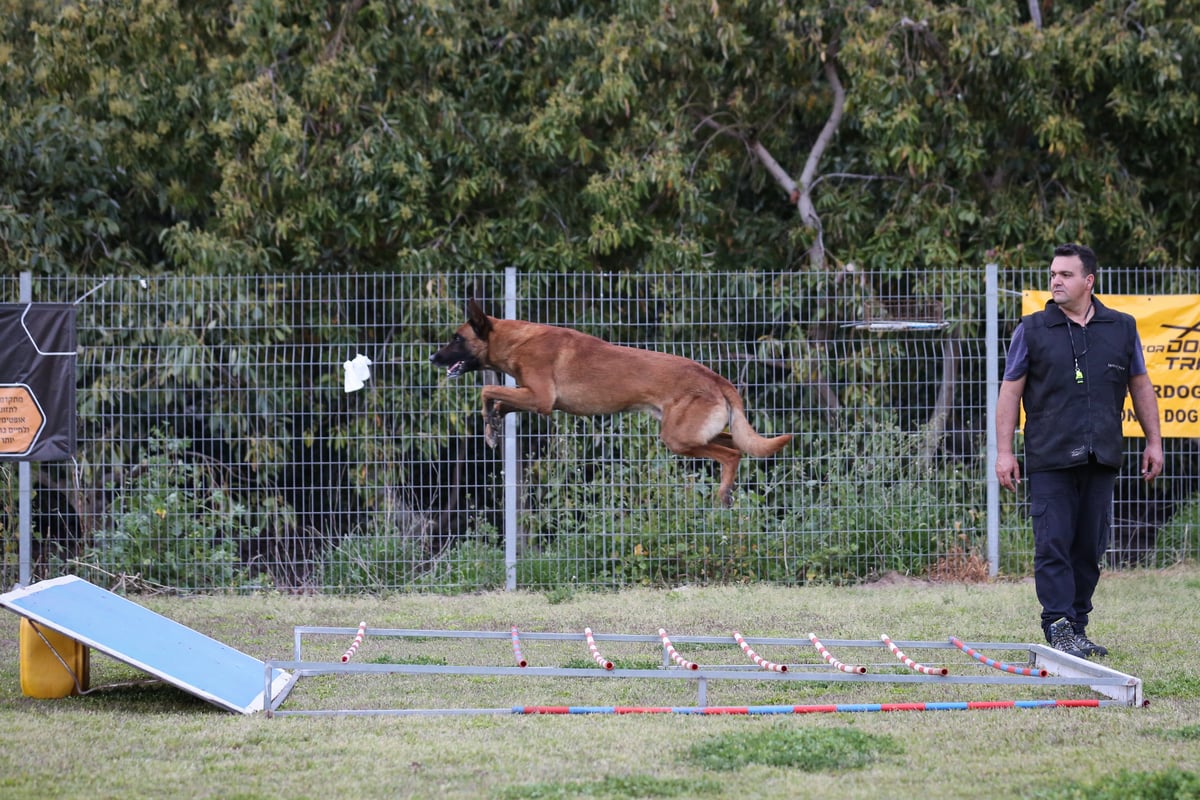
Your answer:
[994,378,1025,493]
[996,452,1021,492]
[1141,442,1164,482]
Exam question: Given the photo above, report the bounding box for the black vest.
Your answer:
[1020,297,1136,473]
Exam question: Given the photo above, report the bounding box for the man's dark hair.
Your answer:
[1054,242,1098,278]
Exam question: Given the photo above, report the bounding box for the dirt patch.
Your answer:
[863,571,931,588]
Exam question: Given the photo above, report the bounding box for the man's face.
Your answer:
[1049,254,1093,308]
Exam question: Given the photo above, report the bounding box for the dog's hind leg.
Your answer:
[707,445,743,507]
[709,432,735,448]
[674,442,742,506]
[659,402,743,506]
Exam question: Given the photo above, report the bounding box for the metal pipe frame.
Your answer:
[264,627,1143,717]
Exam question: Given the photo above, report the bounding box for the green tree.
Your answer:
[5,0,1198,280]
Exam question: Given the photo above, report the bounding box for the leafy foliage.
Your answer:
[72,428,260,590]
[513,415,988,587]
[4,0,1199,281]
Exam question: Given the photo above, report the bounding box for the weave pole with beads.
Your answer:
[510,625,527,668]
[583,627,613,670]
[808,632,867,674]
[340,622,367,663]
[658,629,699,670]
[950,637,1049,677]
[881,634,948,676]
[732,632,787,672]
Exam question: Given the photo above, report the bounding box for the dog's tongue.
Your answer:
[447,361,465,378]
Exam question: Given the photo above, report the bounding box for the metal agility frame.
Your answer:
[264,627,1144,717]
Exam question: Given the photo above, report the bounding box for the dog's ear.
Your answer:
[467,298,493,340]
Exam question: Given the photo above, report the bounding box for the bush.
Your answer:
[74,428,260,591]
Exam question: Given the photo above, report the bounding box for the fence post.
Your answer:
[985,262,1000,577]
[503,267,519,590]
[18,271,32,587]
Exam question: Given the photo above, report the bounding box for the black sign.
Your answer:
[0,304,76,460]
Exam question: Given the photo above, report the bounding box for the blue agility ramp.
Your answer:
[1,576,290,714]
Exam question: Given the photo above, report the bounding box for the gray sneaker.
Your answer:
[1072,626,1108,658]
[1048,617,1086,659]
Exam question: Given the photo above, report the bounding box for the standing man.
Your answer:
[995,243,1163,658]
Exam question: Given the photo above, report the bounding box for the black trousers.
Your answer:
[1027,459,1117,638]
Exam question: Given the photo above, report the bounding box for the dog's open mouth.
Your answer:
[446,361,467,379]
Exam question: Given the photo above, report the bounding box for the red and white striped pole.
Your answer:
[881,634,948,676]
[808,632,867,674]
[584,627,613,670]
[659,628,699,670]
[733,632,788,672]
[340,621,367,663]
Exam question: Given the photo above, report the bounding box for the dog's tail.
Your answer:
[722,385,793,457]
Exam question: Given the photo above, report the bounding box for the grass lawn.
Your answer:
[2,566,1199,799]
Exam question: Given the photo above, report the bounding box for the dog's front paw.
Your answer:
[484,410,503,448]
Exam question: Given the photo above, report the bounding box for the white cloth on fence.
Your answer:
[343,354,373,393]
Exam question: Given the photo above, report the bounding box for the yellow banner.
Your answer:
[1022,292,1200,438]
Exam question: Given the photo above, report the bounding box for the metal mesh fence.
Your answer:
[2,267,1197,593]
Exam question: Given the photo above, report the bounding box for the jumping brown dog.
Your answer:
[429,299,792,506]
